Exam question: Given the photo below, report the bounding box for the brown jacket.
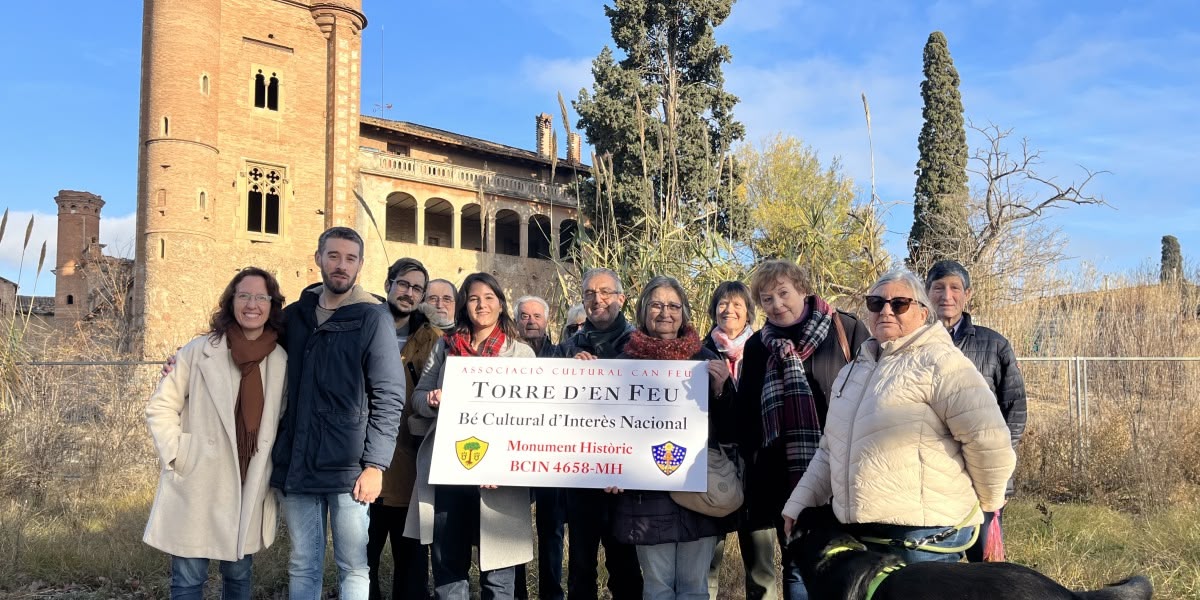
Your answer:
[378,311,444,507]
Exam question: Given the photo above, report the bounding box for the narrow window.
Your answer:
[159,239,165,259]
[199,191,207,210]
[66,295,74,305]
[201,74,210,95]
[156,189,166,207]
[267,74,280,111]
[265,189,280,234]
[254,72,266,108]
[162,116,169,136]
[247,186,264,231]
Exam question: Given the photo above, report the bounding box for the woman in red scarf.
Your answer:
[144,268,287,600]
[607,275,734,600]
[405,272,535,600]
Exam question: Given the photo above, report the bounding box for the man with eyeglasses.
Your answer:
[925,260,1027,563]
[423,279,458,333]
[369,257,440,600]
[558,268,643,600]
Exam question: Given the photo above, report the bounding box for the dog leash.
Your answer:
[858,503,982,554]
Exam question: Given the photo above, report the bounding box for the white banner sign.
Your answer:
[428,357,709,491]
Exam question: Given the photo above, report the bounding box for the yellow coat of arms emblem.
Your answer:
[455,436,490,470]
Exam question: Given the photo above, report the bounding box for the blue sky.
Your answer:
[2,0,1197,295]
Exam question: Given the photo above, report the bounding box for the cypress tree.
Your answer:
[575,0,745,236]
[908,31,971,271]
[1162,235,1183,284]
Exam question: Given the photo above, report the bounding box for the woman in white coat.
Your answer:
[144,267,288,600]
[405,272,534,600]
[781,269,1015,564]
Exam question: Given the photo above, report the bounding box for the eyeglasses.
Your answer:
[427,295,454,306]
[390,280,425,296]
[647,301,684,313]
[583,289,620,301]
[865,296,922,314]
[234,293,272,305]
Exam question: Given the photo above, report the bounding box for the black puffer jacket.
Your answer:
[734,309,869,531]
[610,346,736,545]
[270,284,406,495]
[951,312,1027,497]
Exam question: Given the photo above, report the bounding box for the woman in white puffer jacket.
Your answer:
[781,269,1016,564]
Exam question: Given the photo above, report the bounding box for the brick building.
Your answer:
[131,0,586,356]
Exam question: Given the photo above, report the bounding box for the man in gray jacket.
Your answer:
[926,260,1027,562]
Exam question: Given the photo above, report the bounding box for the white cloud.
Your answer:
[101,212,136,258]
[520,56,595,99]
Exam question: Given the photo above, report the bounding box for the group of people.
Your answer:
[142,225,1027,600]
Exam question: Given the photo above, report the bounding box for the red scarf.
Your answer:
[445,326,507,357]
[623,326,702,360]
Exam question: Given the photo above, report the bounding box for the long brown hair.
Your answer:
[454,272,521,340]
[209,267,286,341]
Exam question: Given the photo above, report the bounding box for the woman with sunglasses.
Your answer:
[780,269,1016,565]
[734,260,869,600]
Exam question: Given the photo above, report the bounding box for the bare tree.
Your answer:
[960,122,1108,306]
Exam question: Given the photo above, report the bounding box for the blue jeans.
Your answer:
[966,508,1002,563]
[432,485,517,600]
[170,555,253,600]
[636,536,720,600]
[852,522,978,564]
[279,491,371,600]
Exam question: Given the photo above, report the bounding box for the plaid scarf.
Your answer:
[760,294,835,488]
[446,326,507,357]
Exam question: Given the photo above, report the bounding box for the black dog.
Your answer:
[786,505,1153,600]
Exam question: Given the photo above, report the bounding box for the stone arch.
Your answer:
[528,214,553,260]
[460,203,485,251]
[385,192,417,243]
[559,218,579,261]
[424,198,453,247]
[495,209,521,257]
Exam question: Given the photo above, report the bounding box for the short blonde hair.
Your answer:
[750,260,811,305]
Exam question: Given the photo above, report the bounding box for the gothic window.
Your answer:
[254,72,266,108]
[253,69,280,111]
[246,164,284,235]
[267,75,279,110]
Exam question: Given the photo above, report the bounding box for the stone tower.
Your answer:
[53,190,105,320]
[132,0,367,357]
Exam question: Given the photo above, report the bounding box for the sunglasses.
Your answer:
[865,296,923,314]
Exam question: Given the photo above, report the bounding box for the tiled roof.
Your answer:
[360,116,592,173]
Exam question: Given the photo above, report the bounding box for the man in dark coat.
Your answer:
[557,268,643,600]
[926,259,1028,562]
[271,227,406,599]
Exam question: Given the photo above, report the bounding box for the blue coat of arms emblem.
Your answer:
[651,441,686,475]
